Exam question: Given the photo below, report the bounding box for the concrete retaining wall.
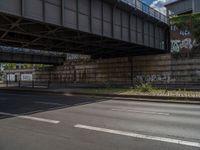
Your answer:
[35,53,200,88]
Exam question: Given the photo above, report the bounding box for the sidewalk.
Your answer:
[0,87,200,104]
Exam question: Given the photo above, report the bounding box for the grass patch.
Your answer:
[77,87,200,98]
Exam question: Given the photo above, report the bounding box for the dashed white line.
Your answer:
[111,108,170,116]
[75,124,200,148]
[0,112,60,124]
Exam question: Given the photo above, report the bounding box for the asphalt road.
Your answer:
[0,90,200,150]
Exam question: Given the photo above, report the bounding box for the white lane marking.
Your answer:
[0,112,60,124]
[35,101,64,106]
[75,124,200,148]
[111,109,170,116]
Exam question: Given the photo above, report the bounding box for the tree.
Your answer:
[4,63,16,70]
[0,70,3,81]
[170,13,200,42]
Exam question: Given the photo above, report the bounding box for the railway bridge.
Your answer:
[0,0,170,60]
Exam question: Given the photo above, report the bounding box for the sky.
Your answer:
[143,0,154,5]
[143,0,177,14]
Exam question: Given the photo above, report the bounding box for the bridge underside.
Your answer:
[0,13,167,59]
[0,0,168,58]
[0,51,65,65]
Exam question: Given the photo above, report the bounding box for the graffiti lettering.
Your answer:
[171,26,191,36]
[179,30,191,36]
[179,38,193,50]
[193,39,199,47]
[171,40,181,52]
[171,38,199,52]
[134,73,174,83]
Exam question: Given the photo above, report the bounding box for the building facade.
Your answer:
[166,0,200,16]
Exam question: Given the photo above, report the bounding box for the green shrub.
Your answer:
[136,83,154,93]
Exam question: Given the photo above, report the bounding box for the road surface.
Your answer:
[0,90,200,150]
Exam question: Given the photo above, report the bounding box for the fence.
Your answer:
[0,80,50,89]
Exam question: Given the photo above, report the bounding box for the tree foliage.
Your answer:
[2,63,49,70]
[3,63,16,70]
[170,13,200,42]
[0,71,3,81]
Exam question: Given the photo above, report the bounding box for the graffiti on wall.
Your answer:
[134,73,175,83]
[179,30,190,36]
[171,26,199,53]
[171,38,198,53]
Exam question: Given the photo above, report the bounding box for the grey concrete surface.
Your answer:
[0,90,200,150]
[1,87,200,103]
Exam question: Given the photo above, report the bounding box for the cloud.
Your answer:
[150,0,177,15]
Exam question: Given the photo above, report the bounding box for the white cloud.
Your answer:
[150,0,177,15]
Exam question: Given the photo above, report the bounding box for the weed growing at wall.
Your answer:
[135,83,155,93]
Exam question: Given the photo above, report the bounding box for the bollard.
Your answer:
[18,80,21,88]
[47,80,50,89]
[32,80,34,88]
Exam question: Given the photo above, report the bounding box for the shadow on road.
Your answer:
[0,89,106,120]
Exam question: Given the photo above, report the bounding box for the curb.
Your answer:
[69,92,200,101]
[69,92,200,105]
[0,88,200,104]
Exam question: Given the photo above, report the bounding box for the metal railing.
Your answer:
[121,0,168,24]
